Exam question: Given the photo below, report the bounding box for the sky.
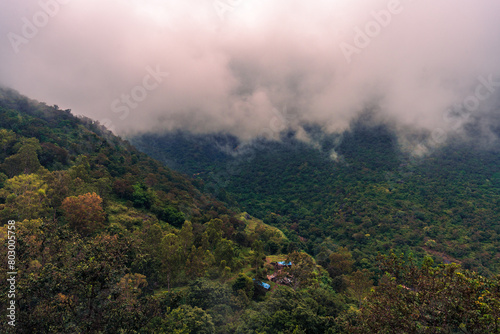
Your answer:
[1,0,500,143]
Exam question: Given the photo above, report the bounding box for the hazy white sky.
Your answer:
[1,0,500,141]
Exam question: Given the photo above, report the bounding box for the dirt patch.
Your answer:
[423,247,462,265]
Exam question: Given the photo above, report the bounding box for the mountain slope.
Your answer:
[130,121,500,275]
[1,88,499,333]
[0,88,304,333]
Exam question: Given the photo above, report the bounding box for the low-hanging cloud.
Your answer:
[1,0,500,142]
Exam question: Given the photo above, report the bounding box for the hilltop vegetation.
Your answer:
[0,88,341,333]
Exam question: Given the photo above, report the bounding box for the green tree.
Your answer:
[347,269,374,306]
[235,286,337,333]
[0,173,49,220]
[0,220,136,333]
[232,273,255,300]
[214,238,235,269]
[251,240,266,273]
[327,247,354,277]
[186,246,210,279]
[0,129,17,160]
[186,279,232,310]
[43,170,71,217]
[327,247,354,292]
[350,254,500,333]
[68,155,92,183]
[179,220,194,259]
[205,218,223,249]
[1,137,42,177]
[132,183,155,209]
[282,251,318,290]
[155,305,215,334]
[160,233,182,290]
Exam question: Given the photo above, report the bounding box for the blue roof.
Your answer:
[277,261,292,266]
[252,279,271,290]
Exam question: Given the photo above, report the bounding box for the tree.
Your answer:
[2,220,136,333]
[236,286,337,333]
[186,246,210,279]
[113,178,134,199]
[350,253,500,333]
[160,233,182,290]
[61,192,106,236]
[43,170,71,217]
[327,247,354,277]
[205,218,223,249]
[117,273,148,307]
[154,205,185,227]
[179,220,194,260]
[251,240,266,273]
[214,238,235,269]
[68,155,92,183]
[0,173,49,221]
[154,305,215,334]
[39,142,69,168]
[233,273,254,295]
[186,279,232,310]
[132,183,155,209]
[0,129,17,160]
[347,269,374,306]
[327,247,354,292]
[1,137,42,177]
[282,251,318,290]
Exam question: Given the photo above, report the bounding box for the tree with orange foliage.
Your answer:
[61,192,106,236]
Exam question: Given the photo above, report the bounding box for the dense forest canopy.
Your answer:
[131,117,500,276]
[0,87,499,333]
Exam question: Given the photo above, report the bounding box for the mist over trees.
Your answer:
[1,86,500,333]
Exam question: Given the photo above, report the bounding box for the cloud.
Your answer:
[1,0,500,142]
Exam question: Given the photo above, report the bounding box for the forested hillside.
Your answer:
[1,88,499,333]
[132,121,500,277]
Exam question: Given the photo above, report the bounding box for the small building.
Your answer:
[271,261,292,270]
[253,279,271,290]
[277,261,292,267]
